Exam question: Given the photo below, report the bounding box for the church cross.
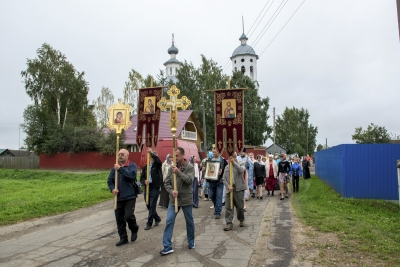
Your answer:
[157,85,191,132]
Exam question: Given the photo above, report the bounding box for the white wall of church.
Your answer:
[232,55,258,83]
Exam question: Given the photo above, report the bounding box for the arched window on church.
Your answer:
[250,66,254,79]
[241,66,245,74]
[170,67,172,75]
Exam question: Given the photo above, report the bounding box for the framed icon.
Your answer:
[204,161,220,181]
[144,96,156,114]
[222,99,236,118]
[113,110,126,125]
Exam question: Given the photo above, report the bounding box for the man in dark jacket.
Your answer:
[140,147,162,230]
[107,149,139,246]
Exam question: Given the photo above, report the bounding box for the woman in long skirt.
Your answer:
[190,155,199,208]
[265,154,278,196]
[159,154,172,208]
[302,157,311,179]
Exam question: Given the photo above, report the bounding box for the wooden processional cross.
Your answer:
[157,85,191,212]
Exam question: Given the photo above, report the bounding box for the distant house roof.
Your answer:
[391,140,400,144]
[265,143,288,154]
[122,110,199,145]
[0,149,15,157]
[9,150,33,157]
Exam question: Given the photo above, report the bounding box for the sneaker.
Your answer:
[210,205,214,209]
[189,243,195,249]
[144,225,151,230]
[224,225,233,231]
[251,193,255,198]
[160,247,174,255]
[204,198,208,201]
[215,215,221,219]
[239,221,244,227]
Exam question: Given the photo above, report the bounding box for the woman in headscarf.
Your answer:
[265,154,278,196]
[302,156,311,179]
[159,154,172,208]
[190,155,200,208]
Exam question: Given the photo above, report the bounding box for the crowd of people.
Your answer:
[106,146,313,255]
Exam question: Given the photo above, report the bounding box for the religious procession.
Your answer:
[105,81,313,258]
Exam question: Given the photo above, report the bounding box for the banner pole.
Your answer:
[230,161,233,209]
[146,150,150,205]
[114,133,120,210]
[172,130,178,213]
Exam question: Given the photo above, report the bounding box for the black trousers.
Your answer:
[292,175,299,192]
[115,198,139,239]
[144,187,161,227]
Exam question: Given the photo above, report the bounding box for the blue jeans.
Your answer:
[162,204,195,250]
[208,181,223,216]
[144,187,161,227]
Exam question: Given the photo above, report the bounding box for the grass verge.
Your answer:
[0,169,113,226]
[292,175,400,265]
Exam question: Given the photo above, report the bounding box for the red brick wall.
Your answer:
[40,152,141,170]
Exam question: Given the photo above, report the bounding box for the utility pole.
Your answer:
[273,107,276,155]
[202,91,207,151]
[325,138,327,149]
[306,126,308,155]
[397,0,400,41]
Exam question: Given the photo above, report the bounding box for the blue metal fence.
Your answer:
[315,144,400,200]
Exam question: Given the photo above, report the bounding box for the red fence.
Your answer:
[40,152,141,170]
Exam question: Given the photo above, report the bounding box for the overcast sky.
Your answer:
[1,0,399,150]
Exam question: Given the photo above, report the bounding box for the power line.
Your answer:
[259,0,306,56]
[247,0,274,38]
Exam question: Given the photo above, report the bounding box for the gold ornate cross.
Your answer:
[157,85,191,133]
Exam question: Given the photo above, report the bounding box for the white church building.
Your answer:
[163,29,259,88]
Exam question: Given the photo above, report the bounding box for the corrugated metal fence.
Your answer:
[0,156,40,169]
[315,144,400,200]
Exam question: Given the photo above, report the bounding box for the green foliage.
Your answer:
[144,74,160,87]
[275,107,318,155]
[21,43,96,154]
[0,169,111,226]
[96,130,127,155]
[316,144,324,151]
[231,71,272,145]
[92,87,115,127]
[123,69,143,115]
[175,55,272,148]
[292,176,400,265]
[352,123,397,144]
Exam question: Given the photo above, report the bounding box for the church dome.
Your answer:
[168,44,179,55]
[231,44,258,59]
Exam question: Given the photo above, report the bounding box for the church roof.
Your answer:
[163,58,181,66]
[231,44,259,59]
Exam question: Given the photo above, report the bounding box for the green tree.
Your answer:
[92,87,115,127]
[275,107,318,154]
[231,71,272,146]
[144,74,160,87]
[175,55,272,149]
[21,43,96,154]
[123,69,143,115]
[351,123,398,144]
[316,144,324,151]
[21,43,90,129]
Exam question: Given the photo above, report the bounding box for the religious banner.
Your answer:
[136,87,163,148]
[214,89,245,156]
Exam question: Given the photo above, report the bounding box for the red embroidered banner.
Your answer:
[214,89,245,156]
[136,87,163,148]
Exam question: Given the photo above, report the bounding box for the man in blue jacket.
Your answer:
[107,149,139,246]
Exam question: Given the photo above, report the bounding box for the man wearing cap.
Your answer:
[208,145,228,219]
[107,149,139,246]
[222,153,246,230]
[140,147,162,230]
